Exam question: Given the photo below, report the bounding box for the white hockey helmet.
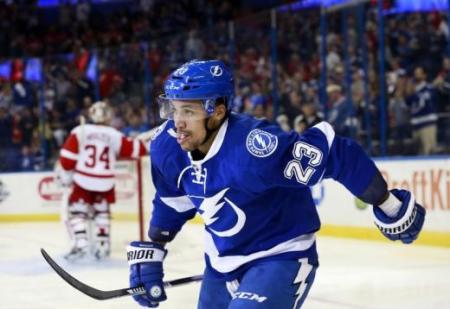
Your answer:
[89,101,113,124]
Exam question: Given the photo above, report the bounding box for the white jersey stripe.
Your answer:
[313,121,335,151]
[205,232,316,273]
[160,196,196,213]
[131,139,140,158]
[60,149,78,160]
[410,113,438,125]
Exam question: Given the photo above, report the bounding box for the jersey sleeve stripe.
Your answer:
[312,121,335,151]
[60,149,79,160]
[160,196,196,212]
[75,169,114,178]
[131,139,140,158]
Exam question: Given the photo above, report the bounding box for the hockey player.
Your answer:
[127,60,426,308]
[58,101,147,260]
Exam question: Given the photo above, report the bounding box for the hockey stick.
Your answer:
[41,248,203,300]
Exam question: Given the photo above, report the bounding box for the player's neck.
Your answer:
[194,128,220,159]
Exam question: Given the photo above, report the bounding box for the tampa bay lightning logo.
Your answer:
[199,188,246,237]
[246,129,278,158]
[210,65,223,77]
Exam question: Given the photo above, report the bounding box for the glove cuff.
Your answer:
[127,241,167,265]
[373,189,417,235]
[377,191,401,217]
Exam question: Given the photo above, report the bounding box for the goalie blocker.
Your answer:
[373,189,426,244]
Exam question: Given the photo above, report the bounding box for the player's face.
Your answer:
[172,100,208,151]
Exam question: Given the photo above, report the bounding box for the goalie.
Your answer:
[57,101,148,261]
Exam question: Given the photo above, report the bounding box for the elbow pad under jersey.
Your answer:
[357,169,388,206]
[148,226,178,243]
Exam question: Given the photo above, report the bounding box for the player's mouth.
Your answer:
[177,131,190,144]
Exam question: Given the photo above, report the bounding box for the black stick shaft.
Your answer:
[41,248,203,300]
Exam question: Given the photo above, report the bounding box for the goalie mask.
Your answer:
[158,60,234,120]
[89,101,113,124]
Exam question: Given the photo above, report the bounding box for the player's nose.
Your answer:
[174,117,186,130]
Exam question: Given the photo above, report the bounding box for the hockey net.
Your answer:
[112,156,153,242]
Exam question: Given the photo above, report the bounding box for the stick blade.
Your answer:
[40,248,135,300]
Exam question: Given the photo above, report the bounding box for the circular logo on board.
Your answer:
[150,285,162,298]
[246,129,278,158]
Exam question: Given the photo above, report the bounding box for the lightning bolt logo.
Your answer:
[293,258,313,308]
[210,65,223,76]
[199,188,246,237]
[246,129,278,158]
[254,134,267,149]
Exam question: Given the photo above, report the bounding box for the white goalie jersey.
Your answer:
[59,124,147,192]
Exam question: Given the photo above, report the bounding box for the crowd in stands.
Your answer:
[0,1,449,172]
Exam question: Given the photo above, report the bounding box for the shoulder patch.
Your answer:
[246,129,278,158]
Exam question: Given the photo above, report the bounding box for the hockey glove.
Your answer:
[127,241,167,307]
[373,189,426,244]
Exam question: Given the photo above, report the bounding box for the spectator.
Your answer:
[326,84,357,137]
[12,75,35,111]
[0,106,12,147]
[388,74,410,141]
[19,107,37,146]
[18,145,39,171]
[249,93,267,119]
[122,112,150,138]
[280,90,303,123]
[293,101,323,134]
[276,114,291,132]
[76,0,91,24]
[185,30,205,60]
[406,66,438,155]
[0,81,12,109]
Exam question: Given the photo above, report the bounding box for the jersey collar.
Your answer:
[188,118,229,164]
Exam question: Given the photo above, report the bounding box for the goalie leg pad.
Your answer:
[65,201,90,260]
[373,189,426,244]
[68,201,90,248]
[93,199,111,259]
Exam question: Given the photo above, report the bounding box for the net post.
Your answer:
[136,158,144,241]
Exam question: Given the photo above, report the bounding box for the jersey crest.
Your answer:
[246,129,278,158]
[198,188,246,237]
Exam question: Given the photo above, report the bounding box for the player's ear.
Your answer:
[213,104,227,121]
[207,104,227,130]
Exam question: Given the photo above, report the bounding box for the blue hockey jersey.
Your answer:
[407,82,438,129]
[149,113,378,278]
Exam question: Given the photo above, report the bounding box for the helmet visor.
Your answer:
[157,95,208,120]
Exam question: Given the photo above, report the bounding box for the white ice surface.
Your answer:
[1,222,449,309]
